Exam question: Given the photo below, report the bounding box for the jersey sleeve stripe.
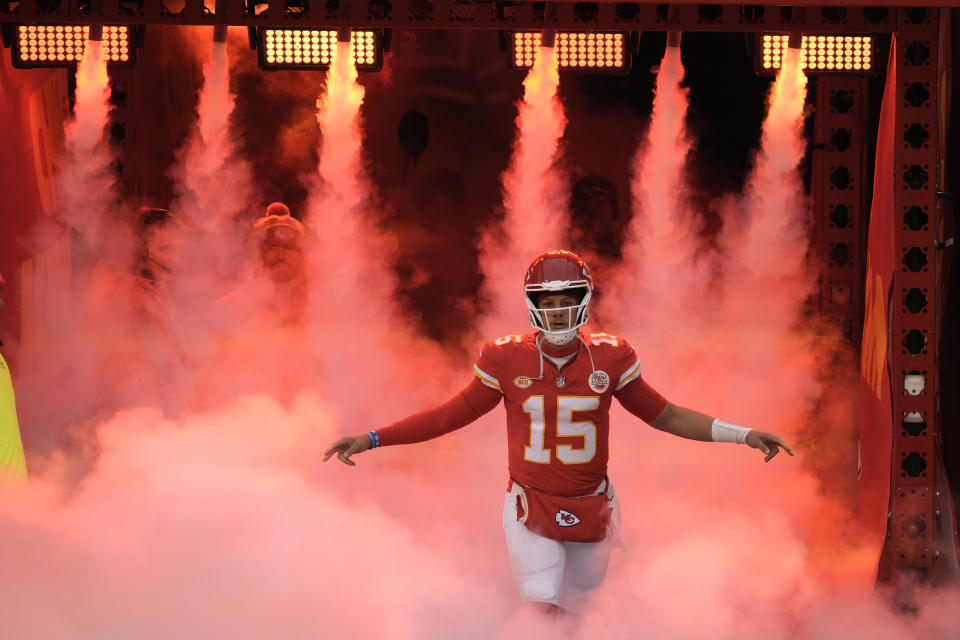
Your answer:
[473,364,502,391]
[615,359,642,391]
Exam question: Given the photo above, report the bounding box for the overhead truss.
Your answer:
[0,2,925,32]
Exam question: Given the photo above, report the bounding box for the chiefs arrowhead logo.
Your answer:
[555,509,580,527]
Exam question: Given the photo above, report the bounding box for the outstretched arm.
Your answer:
[323,378,502,466]
[650,402,794,462]
[649,403,714,441]
[616,377,794,462]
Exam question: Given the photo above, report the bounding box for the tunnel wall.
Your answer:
[0,54,70,372]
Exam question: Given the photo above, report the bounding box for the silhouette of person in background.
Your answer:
[253,202,308,328]
[93,207,190,412]
[569,175,624,262]
[207,203,311,404]
[391,168,483,341]
[127,207,189,374]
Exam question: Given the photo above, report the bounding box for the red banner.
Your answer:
[857,38,896,562]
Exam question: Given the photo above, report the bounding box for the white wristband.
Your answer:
[711,419,752,444]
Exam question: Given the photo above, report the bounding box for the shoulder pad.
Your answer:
[490,333,527,348]
[586,331,626,348]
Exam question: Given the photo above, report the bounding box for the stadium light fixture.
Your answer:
[12,25,136,69]
[257,28,383,71]
[508,31,631,74]
[758,34,875,74]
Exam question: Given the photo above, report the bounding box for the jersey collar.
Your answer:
[539,331,581,358]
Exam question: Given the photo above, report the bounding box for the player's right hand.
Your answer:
[323,435,372,466]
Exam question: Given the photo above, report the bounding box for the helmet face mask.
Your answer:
[523,251,594,346]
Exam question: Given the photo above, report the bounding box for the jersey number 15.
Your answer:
[522,395,599,465]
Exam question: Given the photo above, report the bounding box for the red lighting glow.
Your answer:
[761,35,873,73]
[510,31,628,73]
[14,25,132,68]
[260,29,382,71]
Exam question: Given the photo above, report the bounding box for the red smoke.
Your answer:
[589,44,932,636]
[479,45,569,336]
[168,38,255,379]
[58,40,118,251]
[172,40,253,233]
[2,38,957,639]
[15,39,142,452]
[609,43,707,343]
[305,40,456,429]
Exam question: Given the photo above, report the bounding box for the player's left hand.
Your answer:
[745,431,794,462]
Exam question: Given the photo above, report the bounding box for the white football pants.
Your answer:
[501,481,622,612]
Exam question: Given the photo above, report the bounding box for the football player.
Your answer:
[324,249,793,612]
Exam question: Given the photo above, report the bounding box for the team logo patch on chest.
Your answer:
[555,509,581,527]
[588,370,610,393]
[513,376,533,389]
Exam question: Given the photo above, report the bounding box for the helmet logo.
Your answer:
[588,371,610,393]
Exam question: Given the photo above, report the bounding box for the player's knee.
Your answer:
[517,578,559,604]
[568,564,608,591]
[563,540,610,590]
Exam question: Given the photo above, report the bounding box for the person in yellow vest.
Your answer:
[0,273,27,482]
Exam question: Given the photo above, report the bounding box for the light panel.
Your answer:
[258,29,383,71]
[556,32,626,70]
[262,29,336,67]
[13,25,134,68]
[513,32,542,69]
[351,30,379,69]
[760,35,874,73]
[510,31,630,74]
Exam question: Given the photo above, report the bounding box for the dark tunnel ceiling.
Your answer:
[0,2,945,31]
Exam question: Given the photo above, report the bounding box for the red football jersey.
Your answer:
[474,331,666,495]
